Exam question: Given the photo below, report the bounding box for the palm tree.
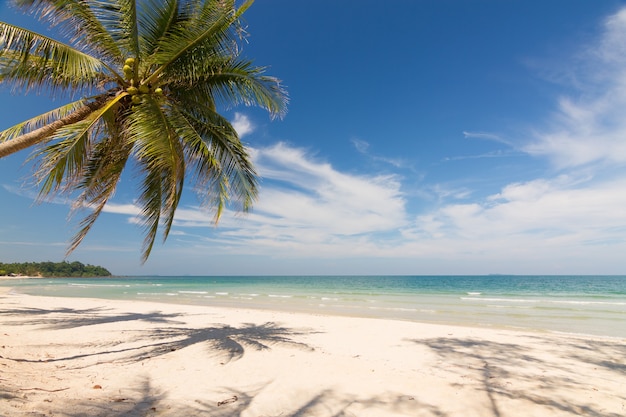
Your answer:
[0,0,287,262]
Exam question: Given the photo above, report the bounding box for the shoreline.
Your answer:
[6,288,625,341]
[3,277,624,339]
[1,291,625,416]
[0,274,116,282]
[0,275,40,279]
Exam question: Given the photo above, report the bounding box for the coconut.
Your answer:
[139,85,150,94]
[131,95,142,105]
[125,58,135,66]
[127,86,138,95]
[154,87,163,95]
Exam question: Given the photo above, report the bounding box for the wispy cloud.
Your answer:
[352,138,370,153]
[442,149,517,162]
[176,169,626,269]
[2,184,37,200]
[0,240,65,247]
[89,142,408,258]
[401,175,626,258]
[102,203,141,216]
[441,132,519,162]
[351,138,413,169]
[428,184,473,201]
[419,6,626,266]
[524,7,626,169]
[463,131,514,147]
[251,142,407,235]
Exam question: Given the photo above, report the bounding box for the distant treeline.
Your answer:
[0,261,112,277]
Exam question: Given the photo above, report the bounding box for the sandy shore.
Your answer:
[0,289,624,417]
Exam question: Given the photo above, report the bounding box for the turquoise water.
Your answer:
[2,275,625,338]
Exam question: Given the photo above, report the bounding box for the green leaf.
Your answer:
[0,22,112,93]
[34,93,127,197]
[127,96,185,261]
[12,0,123,60]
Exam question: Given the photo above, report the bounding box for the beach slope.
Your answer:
[0,291,624,416]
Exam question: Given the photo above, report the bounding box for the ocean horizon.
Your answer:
[2,275,625,338]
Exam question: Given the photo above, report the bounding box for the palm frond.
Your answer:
[11,0,122,60]
[66,201,112,257]
[137,166,164,263]
[186,60,288,118]
[170,96,257,215]
[127,96,185,262]
[73,104,132,207]
[145,0,253,86]
[116,0,141,59]
[166,102,227,219]
[66,124,134,257]
[0,22,113,93]
[34,119,95,197]
[33,93,127,197]
[137,0,179,57]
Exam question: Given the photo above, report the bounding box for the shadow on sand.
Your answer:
[0,305,313,365]
[0,305,433,416]
[0,305,322,416]
[3,305,625,416]
[410,335,626,417]
[59,379,440,417]
[0,306,185,328]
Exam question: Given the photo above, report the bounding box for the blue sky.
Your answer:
[2,0,626,275]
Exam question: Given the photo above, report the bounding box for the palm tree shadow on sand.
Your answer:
[410,336,626,417]
[119,321,314,364]
[0,306,440,417]
[0,306,319,416]
[0,306,185,328]
[0,305,314,365]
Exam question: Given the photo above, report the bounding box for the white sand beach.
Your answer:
[0,288,624,417]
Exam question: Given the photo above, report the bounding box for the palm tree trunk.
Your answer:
[0,96,108,158]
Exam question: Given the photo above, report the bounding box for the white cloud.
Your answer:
[97,142,409,258]
[231,113,254,138]
[403,176,626,259]
[597,8,626,64]
[102,202,141,216]
[231,112,254,138]
[524,6,626,168]
[75,130,626,269]
[245,142,408,237]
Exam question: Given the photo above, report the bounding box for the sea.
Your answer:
[2,275,625,338]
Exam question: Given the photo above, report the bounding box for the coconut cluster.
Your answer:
[123,58,163,105]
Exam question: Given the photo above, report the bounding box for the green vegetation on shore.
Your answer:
[0,261,111,278]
